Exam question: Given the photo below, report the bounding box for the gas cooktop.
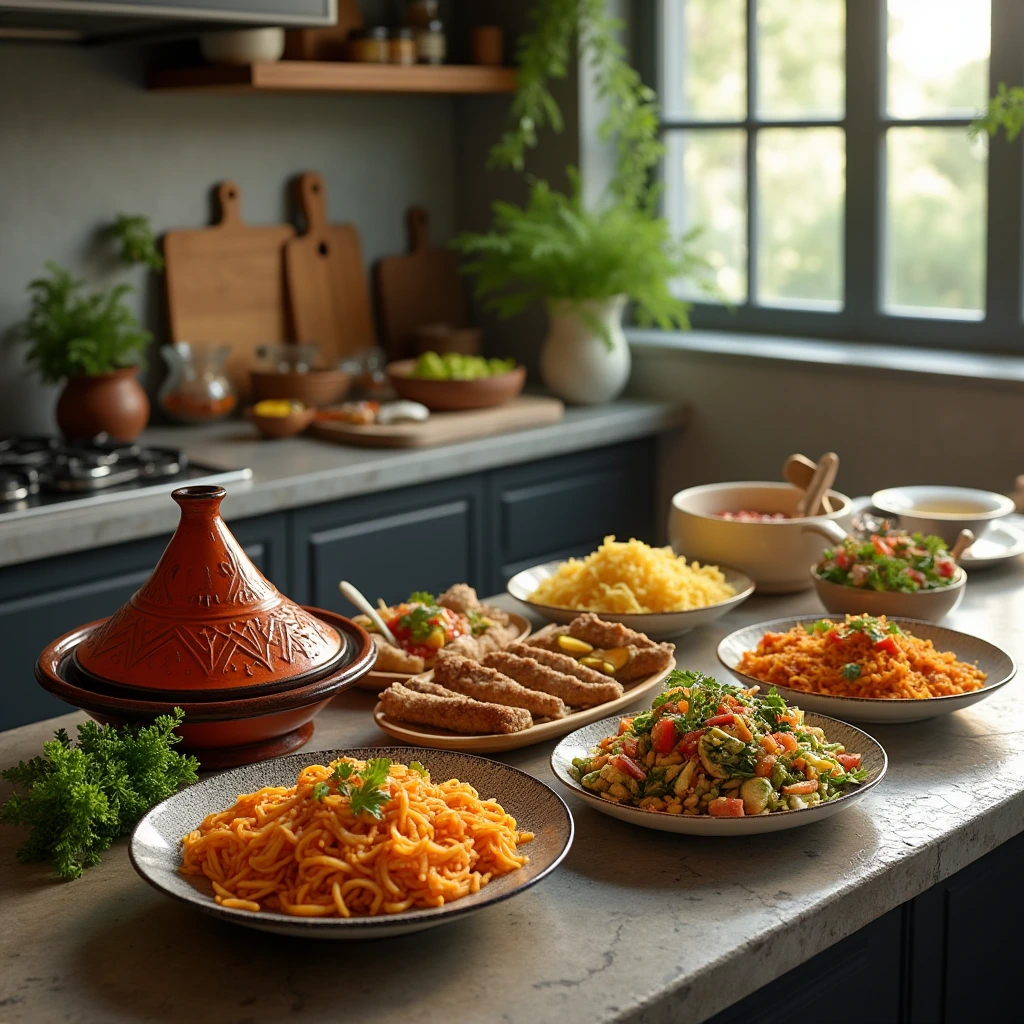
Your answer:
[0,436,252,521]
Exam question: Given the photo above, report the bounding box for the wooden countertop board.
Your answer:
[163,181,295,399]
[310,394,565,448]
[285,171,376,363]
[375,206,466,360]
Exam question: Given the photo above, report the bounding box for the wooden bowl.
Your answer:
[250,369,351,408]
[386,359,526,411]
[249,405,316,439]
[35,609,377,769]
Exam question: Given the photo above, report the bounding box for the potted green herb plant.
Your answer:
[19,262,152,441]
[454,0,709,404]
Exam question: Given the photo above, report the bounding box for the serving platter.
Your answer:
[717,615,1016,724]
[130,746,573,940]
[353,611,532,691]
[373,661,675,753]
[506,562,754,640]
[550,712,886,835]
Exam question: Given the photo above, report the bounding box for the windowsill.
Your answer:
[626,327,1024,390]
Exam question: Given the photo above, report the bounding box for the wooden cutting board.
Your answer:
[310,395,564,448]
[375,206,466,360]
[284,171,376,364]
[163,181,295,398]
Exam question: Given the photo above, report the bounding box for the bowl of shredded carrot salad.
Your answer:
[718,615,1016,724]
[130,747,573,938]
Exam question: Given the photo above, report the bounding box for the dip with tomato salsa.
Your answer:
[569,670,866,816]
[815,530,957,592]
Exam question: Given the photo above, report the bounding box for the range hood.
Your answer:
[0,0,335,41]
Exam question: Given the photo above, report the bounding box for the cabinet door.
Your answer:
[291,477,487,614]
[0,513,287,732]
[489,439,656,592]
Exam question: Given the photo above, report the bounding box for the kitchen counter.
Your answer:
[4,570,1024,1024]
[0,398,688,569]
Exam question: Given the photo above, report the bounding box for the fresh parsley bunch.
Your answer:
[1,709,198,881]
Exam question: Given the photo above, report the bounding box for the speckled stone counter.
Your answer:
[3,575,1024,1024]
[0,399,688,569]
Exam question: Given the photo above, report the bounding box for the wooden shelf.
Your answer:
[147,61,517,95]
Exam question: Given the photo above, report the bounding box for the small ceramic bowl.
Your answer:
[872,485,1016,545]
[249,405,315,439]
[250,369,351,408]
[200,27,286,65]
[668,482,853,593]
[387,359,526,411]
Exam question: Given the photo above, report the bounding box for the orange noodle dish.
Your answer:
[179,757,533,917]
[737,614,987,700]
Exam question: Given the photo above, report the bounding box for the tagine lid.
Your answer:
[73,486,343,694]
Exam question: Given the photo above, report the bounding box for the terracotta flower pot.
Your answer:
[56,367,150,441]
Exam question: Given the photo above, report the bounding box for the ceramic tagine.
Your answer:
[35,486,375,767]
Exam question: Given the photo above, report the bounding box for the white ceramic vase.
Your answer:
[539,294,631,405]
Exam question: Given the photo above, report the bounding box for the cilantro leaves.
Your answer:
[323,757,394,820]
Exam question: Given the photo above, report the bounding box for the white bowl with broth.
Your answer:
[668,482,853,594]
[872,486,1015,545]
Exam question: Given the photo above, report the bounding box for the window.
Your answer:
[653,0,1024,349]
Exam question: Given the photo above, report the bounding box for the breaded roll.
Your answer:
[505,642,610,685]
[434,655,567,719]
[566,613,657,650]
[379,682,532,735]
[482,652,623,708]
[436,583,480,614]
[617,643,675,682]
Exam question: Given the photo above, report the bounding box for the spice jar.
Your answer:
[348,26,389,63]
[389,28,416,66]
[417,19,446,64]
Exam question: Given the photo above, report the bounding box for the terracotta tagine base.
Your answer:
[56,367,150,442]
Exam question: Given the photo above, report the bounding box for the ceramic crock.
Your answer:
[55,367,150,442]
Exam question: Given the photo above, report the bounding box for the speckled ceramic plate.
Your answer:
[352,613,532,691]
[551,713,886,835]
[506,562,754,640]
[717,615,1017,724]
[129,746,573,939]
[372,663,675,753]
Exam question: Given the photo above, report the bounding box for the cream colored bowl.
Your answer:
[668,482,853,594]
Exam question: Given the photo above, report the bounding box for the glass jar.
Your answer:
[389,28,416,65]
[417,19,446,65]
[158,342,237,424]
[348,26,389,63]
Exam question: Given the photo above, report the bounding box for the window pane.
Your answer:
[665,131,747,302]
[884,128,987,318]
[887,0,990,118]
[756,128,844,308]
[756,0,844,119]
[662,0,745,120]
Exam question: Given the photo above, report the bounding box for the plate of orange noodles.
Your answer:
[717,614,1015,724]
[129,747,573,938]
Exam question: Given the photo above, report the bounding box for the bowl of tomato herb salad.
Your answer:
[550,670,886,835]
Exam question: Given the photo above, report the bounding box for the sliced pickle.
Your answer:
[558,635,594,655]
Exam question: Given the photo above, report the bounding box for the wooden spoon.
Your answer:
[783,453,833,515]
[338,580,399,647]
[950,529,976,562]
[796,452,840,519]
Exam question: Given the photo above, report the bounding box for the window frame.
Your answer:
[641,0,1024,352]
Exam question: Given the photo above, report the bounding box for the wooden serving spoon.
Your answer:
[795,452,840,519]
[338,580,400,647]
[783,453,834,515]
[950,529,976,562]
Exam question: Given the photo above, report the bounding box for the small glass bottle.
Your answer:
[389,28,416,66]
[417,18,446,65]
[348,26,389,63]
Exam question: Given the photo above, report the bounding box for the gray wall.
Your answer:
[629,343,1024,519]
[0,40,458,434]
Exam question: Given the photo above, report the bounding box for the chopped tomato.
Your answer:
[773,731,799,752]
[781,780,819,795]
[706,713,736,727]
[906,568,927,585]
[936,558,955,578]
[621,734,638,759]
[678,729,706,758]
[755,754,777,778]
[836,753,862,771]
[617,717,633,735]
[791,757,806,771]
[872,535,893,557]
[651,718,678,754]
[834,549,850,569]
[759,733,780,754]
[707,797,745,817]
[874,636,899,656]
[609,754,646,781]
[826,628,845,646]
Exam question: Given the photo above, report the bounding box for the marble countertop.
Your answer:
[4,571,1024,1024]
[0,398,688,569]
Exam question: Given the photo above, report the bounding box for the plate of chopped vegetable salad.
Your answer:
[719,615,1015,723]
[550,671,886,835]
